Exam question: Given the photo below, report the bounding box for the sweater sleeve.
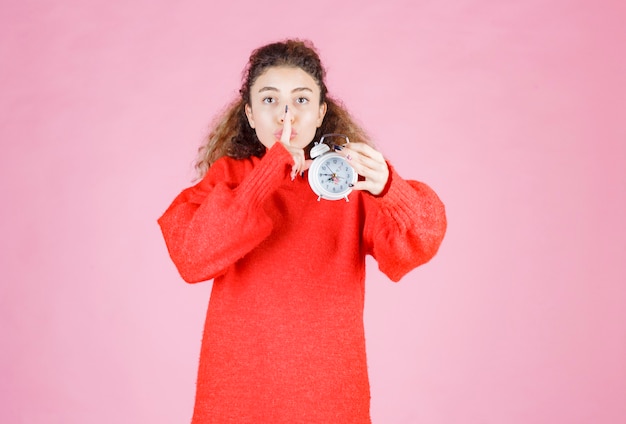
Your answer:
[362,164,447,282]
[158,143,293,283]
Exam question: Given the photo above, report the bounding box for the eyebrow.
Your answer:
[257,86,314,94]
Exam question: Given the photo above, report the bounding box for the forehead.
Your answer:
[251,66,320,93]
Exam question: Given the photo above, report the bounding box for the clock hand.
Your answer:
[326,163,338,174]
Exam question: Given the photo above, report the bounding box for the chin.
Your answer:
[295,138,316,148]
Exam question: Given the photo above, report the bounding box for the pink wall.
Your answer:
[2,1,625,423]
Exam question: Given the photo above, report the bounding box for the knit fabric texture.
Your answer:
[158,142,447,424]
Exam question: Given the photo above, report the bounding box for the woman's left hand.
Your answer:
[342,142,389,196]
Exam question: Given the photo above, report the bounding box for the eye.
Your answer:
[295,97,309,105]
[262,97,276,104]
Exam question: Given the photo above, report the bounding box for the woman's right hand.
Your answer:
[280,107,311,180]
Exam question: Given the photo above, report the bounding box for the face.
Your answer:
[245,66,327,150]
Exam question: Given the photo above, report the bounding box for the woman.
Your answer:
[158,39,446,423]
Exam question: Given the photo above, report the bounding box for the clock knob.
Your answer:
[310,142,330,159]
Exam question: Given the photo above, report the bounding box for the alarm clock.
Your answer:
[307,134,357,201]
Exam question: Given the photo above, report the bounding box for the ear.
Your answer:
[316,102,327,127]
[244,104,255,128]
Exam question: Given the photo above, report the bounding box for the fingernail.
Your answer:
[349,183,354,187]
[346,154,352,161]
[333,145,343,151]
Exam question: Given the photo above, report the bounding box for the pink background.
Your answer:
[2,0,625,423]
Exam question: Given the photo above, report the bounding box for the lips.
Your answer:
[275,130,297,141]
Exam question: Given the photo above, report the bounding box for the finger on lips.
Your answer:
[281,105,291,145]
[279,106,299,180]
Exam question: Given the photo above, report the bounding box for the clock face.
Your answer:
[309,152,357,200]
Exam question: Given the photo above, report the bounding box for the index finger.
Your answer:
[343,141,381,158]
[280,105,292,145]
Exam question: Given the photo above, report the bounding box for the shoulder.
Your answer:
[168,155,259,206]
[199,154,260,190]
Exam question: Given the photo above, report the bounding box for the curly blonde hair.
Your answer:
[195,39,370,178]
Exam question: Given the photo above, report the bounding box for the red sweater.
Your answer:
[158,143,446,424]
